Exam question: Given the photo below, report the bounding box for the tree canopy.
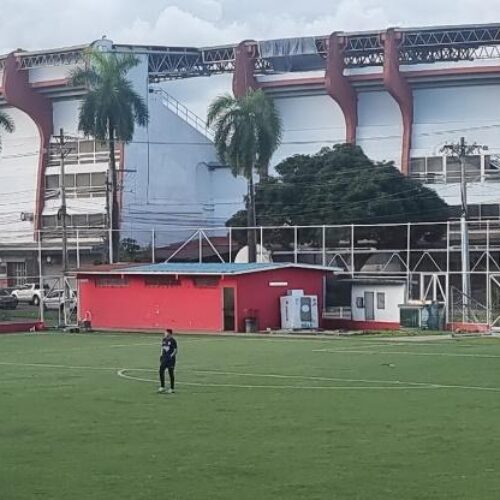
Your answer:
[69,49,149,261]
[207,89,282,261]
[227,144,450,248]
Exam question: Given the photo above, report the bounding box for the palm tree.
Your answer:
[69,50,149,262]
[207,89,282,262]
[0,110,14,149]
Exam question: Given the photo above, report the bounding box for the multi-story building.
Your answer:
[2,24,500,283]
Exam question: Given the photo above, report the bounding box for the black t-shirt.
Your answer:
[161,337,177,360]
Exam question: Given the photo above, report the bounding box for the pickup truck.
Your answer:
[11,283,49,306]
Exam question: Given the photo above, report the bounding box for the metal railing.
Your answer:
[150,88,214,140]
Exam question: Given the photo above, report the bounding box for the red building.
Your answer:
[77,263,331,333]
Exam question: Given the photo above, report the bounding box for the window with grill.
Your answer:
[377,292,385,310]
[96,277,128,287]
[88,214,106,227]
[45,175,59,190]
[64,174,75,187]
[480,204,500,219]
[91,172,106,186]
[76,173,91,187]
[409,158,425,175]
[96,141,108,152]
[144,276,181,287]
[42,215,58,228]
[71,214,88,227]
[79,141,94,153]
[193,277,219,287]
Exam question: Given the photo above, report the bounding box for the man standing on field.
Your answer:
[158,329,178,394]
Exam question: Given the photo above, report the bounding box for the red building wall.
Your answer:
[78,274,230,332]
[78,268,326,333]
[234,268,325,332]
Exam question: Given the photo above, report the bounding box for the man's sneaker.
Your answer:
[157,387,166,393]
[167,388,175,394]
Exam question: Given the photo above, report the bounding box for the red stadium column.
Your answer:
[2,52,53,233]
[325,33,358,144]
[383,29,413,175]
[232,40,260,98]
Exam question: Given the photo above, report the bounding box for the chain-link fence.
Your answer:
[2,220,500,331]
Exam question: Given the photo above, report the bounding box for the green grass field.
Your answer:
[1,332,500,499]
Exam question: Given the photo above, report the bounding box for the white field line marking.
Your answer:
[313,349,500,359]
[0,361,118,371]
[116,369,433,391]
[191,369,429,387]
[2,360,500,393]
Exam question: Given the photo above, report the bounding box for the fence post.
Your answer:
[76,230,80,269]
[108,227,113,264]
[406,223,411,301]
[322,225,326,267]
[351,224,355,277]
[260,226,264,262]
[228,227,232,263]
[445,221,450,327]
[487,220,491,329]
[37,231,44,324]
[293,226,298,264]
[151,228,156,264]
[198,231,203,263]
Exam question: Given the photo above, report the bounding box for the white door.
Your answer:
[364,292,375,321]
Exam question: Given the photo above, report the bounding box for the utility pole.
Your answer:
[441,137,487,322]
[105,169,113,264]
[54,129,71,327]
[57,129,68,277]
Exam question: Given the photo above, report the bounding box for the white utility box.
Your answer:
[280,290,319,330]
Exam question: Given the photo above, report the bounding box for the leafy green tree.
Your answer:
[70,50,149,261]
[207,89,282,262]
[120,238,142,262]
[227,144,449,249]
[0,110,14,150]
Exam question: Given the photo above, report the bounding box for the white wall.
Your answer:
[121,89,246,246]
[357,90,402,166]
[412,84,500,156]
[0,107,40,244]
[29,64,80,84]
[351,283,405,323]
[270,92,346,169]
[52,99,82,137]
[412,83,500,207]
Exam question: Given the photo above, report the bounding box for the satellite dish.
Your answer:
[234,245,272,263]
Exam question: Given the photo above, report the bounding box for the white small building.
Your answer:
[325,279,406,331]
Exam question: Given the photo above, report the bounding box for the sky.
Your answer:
[2,0,500,115]
[2,0,500,53]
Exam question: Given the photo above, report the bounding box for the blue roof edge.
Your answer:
[77,262,341,276]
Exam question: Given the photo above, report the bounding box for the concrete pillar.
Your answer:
[232,41,260,97]
[382,29,413,175]
[325,33,358,144]
[2,53,53,232]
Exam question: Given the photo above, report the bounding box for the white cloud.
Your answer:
[2,0,500,117]
[2,0,500,53]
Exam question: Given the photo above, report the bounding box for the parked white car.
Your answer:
[11,283,49,306]
[43,290,77,312]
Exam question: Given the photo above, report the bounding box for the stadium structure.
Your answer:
[2,24,500,282]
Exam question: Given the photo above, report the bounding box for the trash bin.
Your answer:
[245,317,258,333]
[427,302,445,331]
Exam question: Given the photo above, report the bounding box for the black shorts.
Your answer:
[160,357,176,369]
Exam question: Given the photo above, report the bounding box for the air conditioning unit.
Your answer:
[20,212,34,222]
[280,290,319,330]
